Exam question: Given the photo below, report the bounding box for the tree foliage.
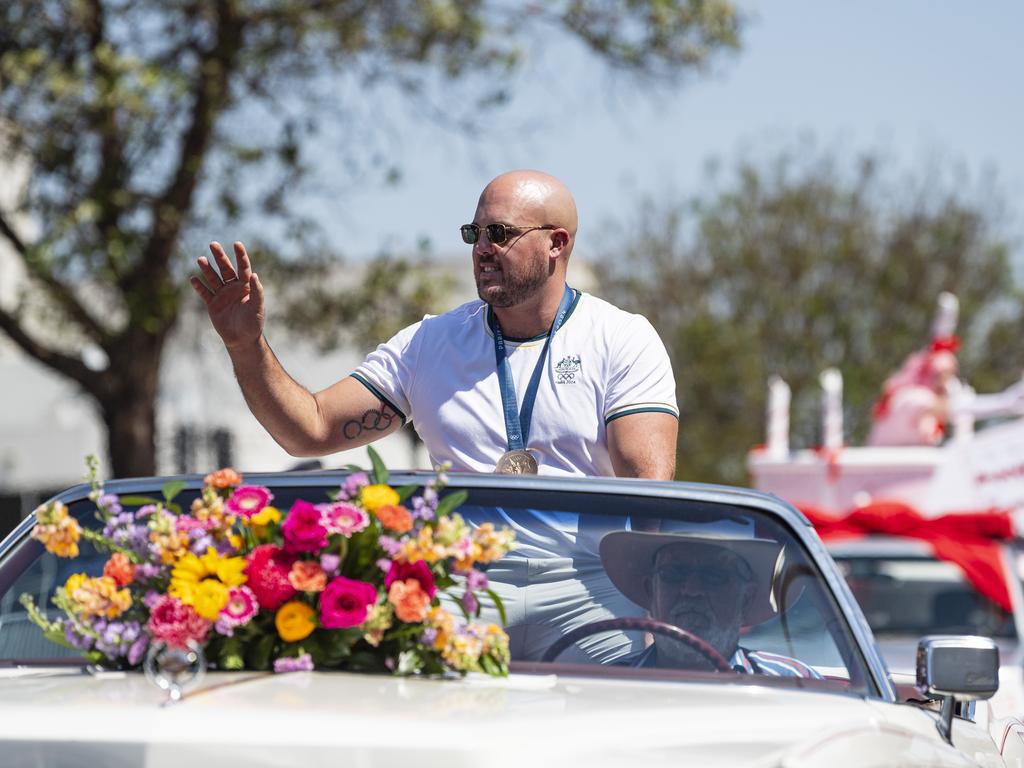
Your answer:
[0,0,743,477]
[595,151,1023,484]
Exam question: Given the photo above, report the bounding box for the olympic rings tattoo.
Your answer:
[343,405,396,440]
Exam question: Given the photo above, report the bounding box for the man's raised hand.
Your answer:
[190,241,265,351]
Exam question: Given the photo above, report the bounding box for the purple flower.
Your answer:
[377,536,403,557]
[320,553,341,574]
[98,493,123,515]
[420,627,437,646]
[376,558,392,572]
[466,569,489,592]
[337,472,369,501]
[62,620,93,651]
[127,635,149,666]
[143,590,162,608]
[462,591,479,615]
[274,653,314,673]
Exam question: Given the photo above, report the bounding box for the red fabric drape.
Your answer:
[798,501,1015,612]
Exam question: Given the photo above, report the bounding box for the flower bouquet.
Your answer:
[22,449,515,677]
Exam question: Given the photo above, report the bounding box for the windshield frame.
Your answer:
[0,471,895,701]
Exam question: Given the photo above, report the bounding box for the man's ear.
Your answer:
[548,229,570,259]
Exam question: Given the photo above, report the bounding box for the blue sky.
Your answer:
[303,1,1024,263]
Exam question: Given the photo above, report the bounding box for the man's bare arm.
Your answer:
[225,338,402,456]
[191,240,402,457]
[607,412,678,480]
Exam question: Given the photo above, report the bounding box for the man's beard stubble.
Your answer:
[476,253,549,309]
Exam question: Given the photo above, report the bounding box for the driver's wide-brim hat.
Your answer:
[600,530,785,626]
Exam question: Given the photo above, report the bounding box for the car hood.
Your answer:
[0,668,978,767]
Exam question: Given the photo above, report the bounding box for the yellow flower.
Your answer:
[360,484,399,513]
[249,505,281,539]
[170,548,247,616]
[276,600,316,642]
[193,579,231,621]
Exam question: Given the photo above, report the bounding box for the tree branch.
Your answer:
[0,208,110,341]
[0,303,101,392]
[132,0,243,292]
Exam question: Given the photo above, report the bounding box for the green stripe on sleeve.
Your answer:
[350,372,407,422]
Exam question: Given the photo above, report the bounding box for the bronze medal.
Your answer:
[494,449,539,475]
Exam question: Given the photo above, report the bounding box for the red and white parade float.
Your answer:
[749,293,1024,720]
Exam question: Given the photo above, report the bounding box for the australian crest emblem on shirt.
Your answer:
[555,355,581,384]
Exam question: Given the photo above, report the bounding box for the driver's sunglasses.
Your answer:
[654,564,745,589]
[460,223,556,245]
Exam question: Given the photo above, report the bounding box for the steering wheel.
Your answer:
[540,616,733,671]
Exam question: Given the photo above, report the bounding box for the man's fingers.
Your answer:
[234,242,253,284]
[209,241,239,282]
[189,275,214,304]
[197,256,225,288]
[251,272,265,315]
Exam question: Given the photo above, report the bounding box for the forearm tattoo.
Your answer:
[342,404,396,440]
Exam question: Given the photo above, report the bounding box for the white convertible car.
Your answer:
[0,471,1022,767]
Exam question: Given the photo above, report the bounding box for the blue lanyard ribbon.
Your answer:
[490,284,574,452]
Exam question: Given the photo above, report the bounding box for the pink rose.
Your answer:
[281,500,329,553]
[319,576,378,629]
[385,560,436,599]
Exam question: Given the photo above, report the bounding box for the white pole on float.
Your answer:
[766,376,791,459]
[820,368,844,451]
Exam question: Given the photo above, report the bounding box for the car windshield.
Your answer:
[0,480,875,695]
[833,552,1017,640]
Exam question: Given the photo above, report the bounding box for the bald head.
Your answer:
[478,170,578,259]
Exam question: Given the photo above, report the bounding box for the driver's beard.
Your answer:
[477,253,548,309]
[654,624,740,671]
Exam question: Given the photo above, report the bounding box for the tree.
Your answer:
[0,0,743,477]
[594,150,1023,485]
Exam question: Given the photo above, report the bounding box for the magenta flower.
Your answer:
[319,576,378,628]
[318,502,369,537]
[147,595,211,650]
[226,485,274,520]
[385,560,436,599]
[214,585,260,636]
[281,500,329,552]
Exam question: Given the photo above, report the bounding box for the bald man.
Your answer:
[192,170,678,479]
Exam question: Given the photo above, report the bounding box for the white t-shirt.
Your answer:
[352,290,678,475]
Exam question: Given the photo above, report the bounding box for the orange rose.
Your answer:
[375,504,413,534]
[204,468,242,489]
[275,601,316,642]
[103,552,136,587]
[387,578,431,623]
[288,560,327,593]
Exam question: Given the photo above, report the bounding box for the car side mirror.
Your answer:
[916,636,999,743]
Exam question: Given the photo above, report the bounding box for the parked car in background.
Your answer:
[827,534,1024,720]
[0,470,1021,766]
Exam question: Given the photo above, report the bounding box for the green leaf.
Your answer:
[218,637,245,670]
[395,484,418,502]
[367,445,388,485]
[480,653,500,677]
[434,489,468,519]
[246,633,277,671]
[117,495,163,508]
[342,464,365,473]
[161,480,186,503]
[485,588,508,626]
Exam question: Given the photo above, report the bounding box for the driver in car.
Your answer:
[600,529,822,678]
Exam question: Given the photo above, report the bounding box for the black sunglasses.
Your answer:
[460,223,556,245]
